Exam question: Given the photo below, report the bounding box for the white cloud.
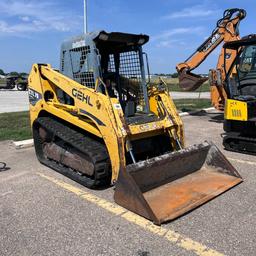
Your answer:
[164,5,220,19]
[0,0,82,35]
[20,16,30,22]
[152,27,204,41]
[0,21,11,33]
[156,39,186,48]
[152,27,204,49]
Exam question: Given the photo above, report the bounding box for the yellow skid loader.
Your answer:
[28,31,242,225]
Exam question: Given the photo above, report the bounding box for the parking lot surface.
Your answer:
[0,110,255,256]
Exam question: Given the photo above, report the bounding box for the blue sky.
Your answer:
[0,0,255,74]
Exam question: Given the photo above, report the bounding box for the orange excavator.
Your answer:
[177,8,256,155]
[176,8,246,110]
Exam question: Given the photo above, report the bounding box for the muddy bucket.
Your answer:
[114,141,242,225]
[179,69,208,91]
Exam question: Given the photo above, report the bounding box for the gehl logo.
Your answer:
[72,89,93,106]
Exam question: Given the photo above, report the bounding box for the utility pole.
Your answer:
[84,0,88,34]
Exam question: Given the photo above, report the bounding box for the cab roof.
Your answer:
[223,34,256,50]
[61,31,149,52]
[93,31,149,46]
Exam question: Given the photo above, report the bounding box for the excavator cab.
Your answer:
[223,35,256,154]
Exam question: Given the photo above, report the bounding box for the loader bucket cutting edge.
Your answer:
[179,70,208,91]
[114,141,242,225]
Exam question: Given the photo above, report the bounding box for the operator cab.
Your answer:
[224,35,256,100]
[223,35,256,135]
[60,31,151,118]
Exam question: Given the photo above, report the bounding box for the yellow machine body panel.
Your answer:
[29,64,184,183]
[225,99,248,121]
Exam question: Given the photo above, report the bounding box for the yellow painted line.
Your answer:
[38,173,126,216]
[228,158,256,166]
[38,173,224,256]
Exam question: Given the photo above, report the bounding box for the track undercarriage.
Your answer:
[223,134,256,155]
[33,116,111,188]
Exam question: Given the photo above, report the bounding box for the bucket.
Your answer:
[114,142,242,225]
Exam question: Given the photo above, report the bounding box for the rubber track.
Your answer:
[35,116,111,188]
[223,134,256,156]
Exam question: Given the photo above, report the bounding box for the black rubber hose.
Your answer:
[0,162,7,171]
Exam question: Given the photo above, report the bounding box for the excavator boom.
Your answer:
[176,8,256,156]
[176,8,246,95]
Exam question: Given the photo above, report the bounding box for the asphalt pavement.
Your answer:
[0,89,210,114]
[0,110,255,256]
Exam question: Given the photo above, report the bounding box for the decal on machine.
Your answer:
[72,40,86,49]
[201,33,221,52]
[139,123,159,131]
[113,104,122,110]
[72,88,93,106]
[28,88,42,106]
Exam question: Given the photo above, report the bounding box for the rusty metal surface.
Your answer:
[114,141,242,225]
[178,69,208,92]
[143,168,241,223]
[43,143,94,176]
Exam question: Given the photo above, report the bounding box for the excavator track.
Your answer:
[223,134,256,155]
[33,116,111,188]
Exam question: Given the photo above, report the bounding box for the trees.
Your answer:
[0,70,28,77]
[0,69,5,76]
[171,73,179,78]
[8,71,20,77]
[19,72,28,77]
[154,73,179,78]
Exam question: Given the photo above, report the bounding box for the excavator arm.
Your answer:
[176,8,246,109]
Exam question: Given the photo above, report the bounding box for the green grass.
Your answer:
[151,77,210,92]
[0,111,32,141]
[174,99,212,112]
[0,99,211,141]
[168,82,210,92]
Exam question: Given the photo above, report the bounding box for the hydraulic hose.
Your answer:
[0,162,7,171]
